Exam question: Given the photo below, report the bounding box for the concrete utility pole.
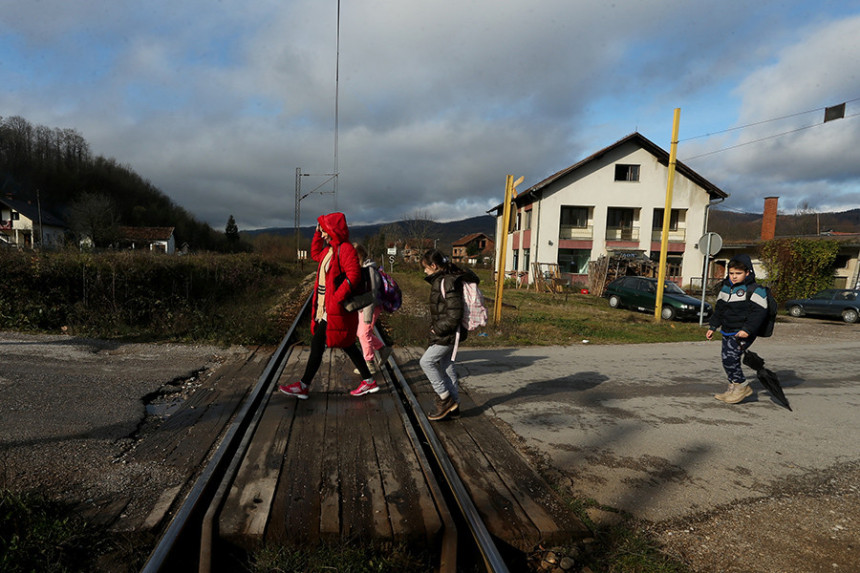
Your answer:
[655,108,681,322]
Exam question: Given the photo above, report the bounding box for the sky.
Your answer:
[2,0,860,231]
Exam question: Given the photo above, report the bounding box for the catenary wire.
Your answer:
[681,110,859,161]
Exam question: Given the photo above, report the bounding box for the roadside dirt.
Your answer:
[642,316,860,572]
[648,461,860,573]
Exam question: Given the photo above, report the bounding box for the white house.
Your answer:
[0,196,67,249]
[491,132,728,288]
[118,226,176,254]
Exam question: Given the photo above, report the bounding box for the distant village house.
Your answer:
[118,226,176,254]
[0,196,67,249]
[717,197,860,290]
[452,233,494,266]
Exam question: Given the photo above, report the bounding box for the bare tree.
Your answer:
[401,209,436,254]
[67,192,120,248]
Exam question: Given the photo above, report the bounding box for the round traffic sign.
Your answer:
[697,232,722,255]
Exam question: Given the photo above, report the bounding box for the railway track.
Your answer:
[140,292,511,573]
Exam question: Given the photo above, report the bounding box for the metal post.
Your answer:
[295,168,302,263]
[655,108,681,321]
[494,176,514,325]
[699,233,712,326]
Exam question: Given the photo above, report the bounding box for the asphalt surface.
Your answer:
[456,319,860,523]
[0,331,245,509]
[0,320,856,536]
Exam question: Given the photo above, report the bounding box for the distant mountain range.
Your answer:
[242,208,860,249]
[241,215,497,249]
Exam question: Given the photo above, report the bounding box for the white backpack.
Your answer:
[441,278,488,360]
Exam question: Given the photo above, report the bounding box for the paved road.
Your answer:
[457,319,859,522]
[0,331,245,514]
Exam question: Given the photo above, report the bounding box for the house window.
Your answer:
[558,248,590,274]
[10,211,20,221]
[652,208,680,231]
[523,248,531,272]
[524,210,532,230]
[607,207,635,229]
[512,249,519,271]
[614,164,640,182]
[607,207,637,240]
[560,206,588,228]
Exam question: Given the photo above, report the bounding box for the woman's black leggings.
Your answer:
[302,320,372,385]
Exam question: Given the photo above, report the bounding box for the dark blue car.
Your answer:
[785,289,859,324]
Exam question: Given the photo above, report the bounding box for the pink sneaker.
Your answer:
[279,381,309,399]
[350,379,379,397]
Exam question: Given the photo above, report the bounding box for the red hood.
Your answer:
[317,212,350,245]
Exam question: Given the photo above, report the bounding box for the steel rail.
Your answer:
[374,334,458,573]
[140,294,312,573]
[386,356,511,573]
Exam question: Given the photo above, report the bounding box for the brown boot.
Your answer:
[428,394,459,421]
[714,383,734,402]
[722,382,753,404]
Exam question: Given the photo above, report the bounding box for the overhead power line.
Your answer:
[681,96,860,143]
[681,98,859,161]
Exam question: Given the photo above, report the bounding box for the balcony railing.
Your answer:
[650,228,686,242]
[559,225,593,240]
[605,226,640,241]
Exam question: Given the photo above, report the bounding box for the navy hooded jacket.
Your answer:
[708,254,769,336]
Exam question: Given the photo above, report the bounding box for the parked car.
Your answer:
[784,289,859,323]
[603,276,712,321]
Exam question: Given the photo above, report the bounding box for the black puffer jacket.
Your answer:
[424,267,480,346]
[708,254,769,335]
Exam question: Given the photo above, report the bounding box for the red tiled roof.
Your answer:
[119,226,175,242]
[452,232,490,246]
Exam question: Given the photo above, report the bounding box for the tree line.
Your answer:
[0,115,233,251]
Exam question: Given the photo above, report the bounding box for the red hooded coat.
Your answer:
[311,212,360,347]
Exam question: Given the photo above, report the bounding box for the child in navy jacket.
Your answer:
[706,254,769,404]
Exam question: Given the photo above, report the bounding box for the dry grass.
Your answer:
[380,266,708,348]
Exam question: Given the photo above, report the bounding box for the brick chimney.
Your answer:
[761,196,778,241]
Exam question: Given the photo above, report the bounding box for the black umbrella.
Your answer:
[743,350,792,411]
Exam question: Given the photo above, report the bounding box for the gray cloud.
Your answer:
[2,1,858,230]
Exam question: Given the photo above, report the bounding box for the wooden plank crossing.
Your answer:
[394,346,591,552]
[220,346,443,552]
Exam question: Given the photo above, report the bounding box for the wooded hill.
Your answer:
[0,115,229,251]
[709,207,860,241]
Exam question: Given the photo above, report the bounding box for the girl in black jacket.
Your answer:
[418,249,478,421]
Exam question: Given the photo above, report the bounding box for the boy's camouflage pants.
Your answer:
[721,335,755,384]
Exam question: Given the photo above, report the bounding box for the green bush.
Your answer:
[0,250,302,344]
[759,238,839,301]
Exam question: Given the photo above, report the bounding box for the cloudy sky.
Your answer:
[2,1,859,231]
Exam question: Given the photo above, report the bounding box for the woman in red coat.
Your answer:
[279,212,377,399]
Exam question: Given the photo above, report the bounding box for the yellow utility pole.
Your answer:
[655,108,681,321]
[493,175,523,325]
